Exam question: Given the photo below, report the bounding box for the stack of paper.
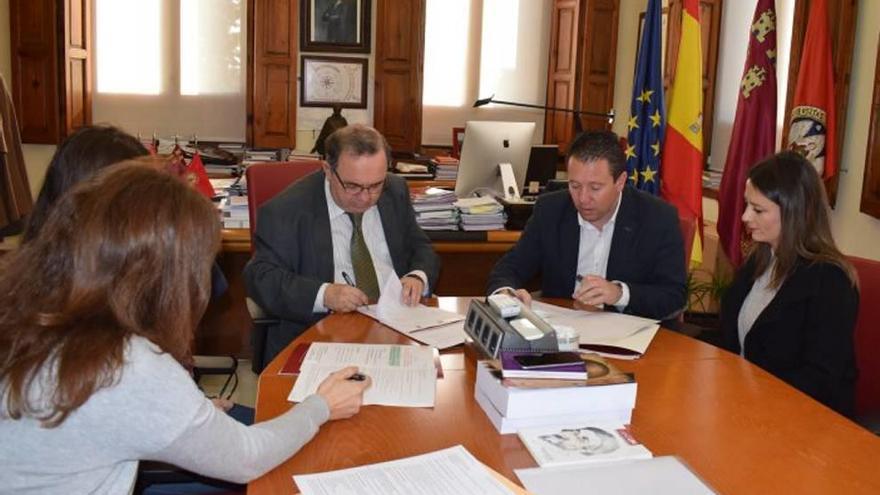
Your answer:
[287,342,438,407]
[412,187,459,231]
[455,196,506,231]
[295,446,519,495]
[515,456,715,495]
[530,301,661,359]
[431,156,460,181]
[474,357,637,434]
[357,275,466,349]
[220,195,249,229]
[394,161,434,179]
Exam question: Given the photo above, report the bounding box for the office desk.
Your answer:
[249,298,880,494]
[198,230,522,356]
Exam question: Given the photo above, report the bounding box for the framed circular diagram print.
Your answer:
[301,56,368,109]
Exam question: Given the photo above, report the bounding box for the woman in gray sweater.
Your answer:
[0,163,371,494]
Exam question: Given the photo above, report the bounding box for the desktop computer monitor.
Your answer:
[524,144,560,191]
[454,121,536,198]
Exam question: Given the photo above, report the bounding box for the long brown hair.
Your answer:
[746,151,856,288]
[0,163,220,426]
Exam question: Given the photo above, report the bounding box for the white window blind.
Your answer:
[92,0,246,141]
[421,0,551,146]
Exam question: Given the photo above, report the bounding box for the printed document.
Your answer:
[357,275,465,347]
[515,456,715,495]
[531,301,660,355]
[295,445,516,495]
[288,343,437,407]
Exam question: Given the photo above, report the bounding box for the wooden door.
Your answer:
[544,0,619,152]
[63,0,91,135]
[249,0,298,148]
[373,0,425,153]
[9,0,62,144]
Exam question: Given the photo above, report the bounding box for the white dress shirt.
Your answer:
[313,179,427,312]
[574,192,630,309]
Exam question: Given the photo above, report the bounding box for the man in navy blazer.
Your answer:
[244,125,440,368]
[487,131,686,328]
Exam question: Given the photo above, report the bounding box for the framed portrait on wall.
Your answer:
[301,56,368,108]
[301,0,371,53]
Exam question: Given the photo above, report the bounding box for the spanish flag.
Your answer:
[661,0,703,265]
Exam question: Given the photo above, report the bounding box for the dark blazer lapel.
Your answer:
[310,172,335,282]
[606,188,636,281]
[748,263,812,331]
[558,199,580,292]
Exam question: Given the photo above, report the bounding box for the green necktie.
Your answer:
[347,212,380,300]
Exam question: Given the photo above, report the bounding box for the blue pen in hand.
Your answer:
[341,271,356,287]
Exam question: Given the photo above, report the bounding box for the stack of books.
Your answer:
[455,196,506,231]
[220,195,249,229]
[431,156,459,181]
[474,354,637,434]
[411,187,459,230]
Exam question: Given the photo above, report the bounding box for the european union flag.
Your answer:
[625,0,665,195]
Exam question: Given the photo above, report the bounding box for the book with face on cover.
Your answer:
[517,423,651,467]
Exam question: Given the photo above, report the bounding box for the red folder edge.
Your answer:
[279,342,312,375]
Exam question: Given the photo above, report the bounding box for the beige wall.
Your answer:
[612,0,880,261]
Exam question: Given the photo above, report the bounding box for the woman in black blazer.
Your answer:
[720,151,859,416]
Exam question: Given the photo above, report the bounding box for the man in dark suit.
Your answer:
[487,131,686,327]
[244,125,440,368]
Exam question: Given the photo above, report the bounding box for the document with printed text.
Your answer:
[295,445,517,495]
[357,275,465,348]
[287,343,437,407]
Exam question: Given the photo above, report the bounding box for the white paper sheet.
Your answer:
[295,445,516,495]
[287,343,437,407]
[515,456,715,495]
[530,301,659,344]
[357,275,465,338]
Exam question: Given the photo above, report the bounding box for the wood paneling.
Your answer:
[665,0,722,161]
[63,0,90,134]
[782,0,858,205]
[249,0,298,148]
[544,1,581,149]
[9,0,62,143]
[576,0,618,132]
[374,0,425,153]
[9,0,91,143]
[545,0,619,151]
[860,33,880,219]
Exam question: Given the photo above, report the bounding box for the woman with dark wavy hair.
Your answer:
[0,164,369,493]
[22,124,149,242]
[721,150,859,415]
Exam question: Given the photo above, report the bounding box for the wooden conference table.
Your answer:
[249,298,880,494]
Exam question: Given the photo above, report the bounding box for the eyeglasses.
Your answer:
[331,167,386,195]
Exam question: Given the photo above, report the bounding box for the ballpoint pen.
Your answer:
[342,271,356,287]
